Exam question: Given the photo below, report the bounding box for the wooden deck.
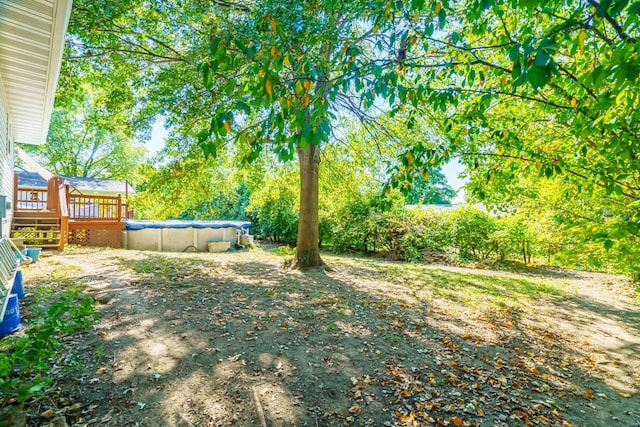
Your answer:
[11,174,131,250]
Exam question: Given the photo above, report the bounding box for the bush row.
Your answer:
[328,202,540,263]
[182,186,638,277]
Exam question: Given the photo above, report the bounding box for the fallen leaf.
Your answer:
[400,389,412,397]
[348,404,361,414]
[41,409,54,419]
[395,410,415,423]
[536,414,552,425]
[451,416,463,426]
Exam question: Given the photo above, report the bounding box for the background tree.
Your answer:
[62,0,225,157]
[24,92,146,181]
[404,169,456,205]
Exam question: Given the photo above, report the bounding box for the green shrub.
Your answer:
[276,245,296,256]
[406,208,451,252]
[330,196,379,253]
[247,183,298,244]
[491,216,536,263]
[445,207,496,260]
[180,182,252,221]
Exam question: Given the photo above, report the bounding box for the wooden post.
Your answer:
[116,195,122,221]
[58,215,68,251]
[58,184,69,251]
[47,176,63,212]
[65,185,71,218]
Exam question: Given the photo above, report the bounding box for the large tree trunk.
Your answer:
[294,143,323,268]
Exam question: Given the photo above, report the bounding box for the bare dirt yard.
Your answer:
[10,246,640,426]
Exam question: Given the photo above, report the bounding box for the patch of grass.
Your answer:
[422,269,568,308]
[50,265,83,279]
[335,257,569,314]
[275,245,296,256]
[63,245,110,255]
[95,343,106,360]
[120,255,209,281]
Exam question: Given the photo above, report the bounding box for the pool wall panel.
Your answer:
[123,226,241,252]
[124,228,159,251]
[162,228,194,252]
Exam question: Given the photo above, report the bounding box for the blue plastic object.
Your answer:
[0,294,21,336]
[25,248,42,263]
[124,219,251,231]
[12,270,25,299]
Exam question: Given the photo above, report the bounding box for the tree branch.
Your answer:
[585,0,637,43]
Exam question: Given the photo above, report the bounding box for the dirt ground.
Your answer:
[10,246,640,426]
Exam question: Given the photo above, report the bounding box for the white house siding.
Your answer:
[0,85,13,238]
[0,0,73,239]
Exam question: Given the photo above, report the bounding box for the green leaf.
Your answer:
[604,239,614,251]
[233,39,245,53]
[626,221,640,236]
[196,129,210,142]
[202,64,213,90]
[534,50,549,67]
[438,9,447,29]
[544,167,553,178]
[209,37,220,55]
[425,22,434,36]
[526,66,550,89]
[235,101,251,115]
[508,44,520,61]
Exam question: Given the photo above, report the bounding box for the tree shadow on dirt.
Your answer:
[20,250,640,427]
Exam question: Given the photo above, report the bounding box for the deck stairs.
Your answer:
[11,216,62,249]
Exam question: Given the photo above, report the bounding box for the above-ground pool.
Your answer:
[122,220,251,252]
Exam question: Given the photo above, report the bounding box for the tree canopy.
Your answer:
[24,91,146,181]
[387,0,640,243]
[56,0,640,271]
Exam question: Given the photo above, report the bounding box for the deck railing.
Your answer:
[15,187,48,211]
[68,194,126,221]
[15,183,132,221]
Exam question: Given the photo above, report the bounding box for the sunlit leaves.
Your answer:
[380,0,640,250]
[197,0,450,164]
